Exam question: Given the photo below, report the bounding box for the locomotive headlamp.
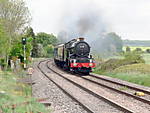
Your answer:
[89,63,93,66]
[90,59,92,63]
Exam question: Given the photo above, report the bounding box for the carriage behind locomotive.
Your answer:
[54,38,95,74]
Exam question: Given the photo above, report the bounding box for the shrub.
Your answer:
[135,48,142,52]
[98,51,145,72]
[113,63,150,74]
[124,51,145,63]
[146,49,150,53]
[0,58,7,69]
[126,46,131,52]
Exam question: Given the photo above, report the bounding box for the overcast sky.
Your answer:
[26,0,150,40]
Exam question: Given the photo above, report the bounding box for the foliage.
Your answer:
[9,37,33,63]
[44,45,54,57]
[0,24,7,55]
[126,46,131,52]
[142,54,150,64]
[94,52,150,87]
[134,48,142,52]
[101,72,150,87]
[113,63,150,74]
[95,51,145,73]
[0,71,49,113]
[35,32,58,57]
[0,0,31,38]
[0,0,31,68]
[146,49,150,53]
[124,51,145,63]
[0,23,9,68]
[31,39,39,58]
[25,27,35,38]
[36,32,57,46]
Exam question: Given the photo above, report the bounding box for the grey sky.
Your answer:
[26,0,150,40]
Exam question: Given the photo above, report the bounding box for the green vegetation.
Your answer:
[103,73,150,87]
[143,54,150,64]
[0,71,49,113]
[96,51,145,72]
[0,1,53,112]
[113,63,150,74]
[94,51,150,87]
[35,32,58,57]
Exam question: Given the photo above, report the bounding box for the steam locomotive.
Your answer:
[54,38,95,74]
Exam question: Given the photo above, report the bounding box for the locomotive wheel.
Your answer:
[82,72,89,75]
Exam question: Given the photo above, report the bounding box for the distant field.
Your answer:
[123,46,150,51]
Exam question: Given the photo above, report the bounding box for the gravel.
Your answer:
[83,75,150,100]
[47,61,123,113]
[49,61,150,113]
[32,61,88,113]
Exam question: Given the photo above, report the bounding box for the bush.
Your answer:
[0,58,7,69]
[124,51,145,63]
[135,48,142,52]
[98,51,145,72]
[126,46,131,52]
[146,49,150,53]
[113,63,150,74]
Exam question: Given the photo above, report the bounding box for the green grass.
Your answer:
[105,73,150,87]
[94,64,150,87]
[0,71,49,113]
[94,53,150,87]
[142,54,150,64]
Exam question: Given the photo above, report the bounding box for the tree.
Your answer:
[35,32,57,57]
[0,23,9,68]
[0,0,31,41]
[0,0,31,67]
[36,32,57,46]
[146,49,150,53]
[135,48,142,52]
[25,27,35,38]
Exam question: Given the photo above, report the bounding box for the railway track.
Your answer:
[82,74,150,105]
[49,60,150,112]
[41,60,134,113]
[51,60,150,105]
[37,60,94,113]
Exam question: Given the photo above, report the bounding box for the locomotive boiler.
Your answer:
[54,38,95,74]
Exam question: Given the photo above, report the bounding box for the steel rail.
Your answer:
[90,74,150,95]
[47,61,134,113]
[81,76,150,105]
[37,60,94,113]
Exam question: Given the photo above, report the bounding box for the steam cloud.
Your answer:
[57,0,110,44]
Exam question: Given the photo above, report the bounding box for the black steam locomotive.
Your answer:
[54,38,95,74]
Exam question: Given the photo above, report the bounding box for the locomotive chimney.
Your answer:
[78,37,84,41]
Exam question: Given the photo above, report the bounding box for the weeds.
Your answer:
[0,71,49,113]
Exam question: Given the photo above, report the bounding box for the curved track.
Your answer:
[43,60,134,113]
[82,74,150,105]
[37,60,94,113]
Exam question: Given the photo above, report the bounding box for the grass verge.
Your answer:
[0,71,49,113]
